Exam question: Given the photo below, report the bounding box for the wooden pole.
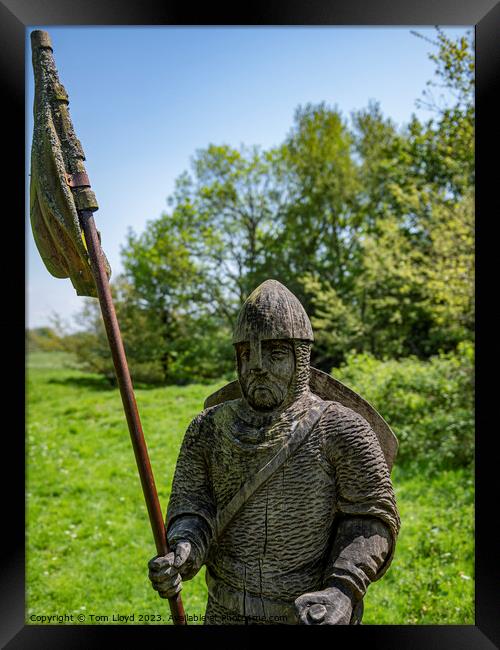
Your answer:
[78,209,187,625]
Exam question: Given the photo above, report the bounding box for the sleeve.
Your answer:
[322,517,392,603]
[166,514,213,579]
[165,412,217,564]
[323,405,401,585]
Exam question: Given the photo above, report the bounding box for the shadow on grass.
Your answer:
[47,376,115,392]
[47,373,235,393]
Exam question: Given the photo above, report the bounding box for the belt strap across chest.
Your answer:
[214,400,331,540]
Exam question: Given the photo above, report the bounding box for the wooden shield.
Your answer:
[204,367,399,471]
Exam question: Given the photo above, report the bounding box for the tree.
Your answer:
[120,212,205,380]
[275,104,361,296]
[120,209,238,382]
[66,28,474,382]
[300,272,365,369]
[306,29,474,363]
[423,190,474,350]
[411,28,474,199]
[26,326,64,353]
[167,143,289,323]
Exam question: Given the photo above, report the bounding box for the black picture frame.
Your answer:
[4,0,499,647]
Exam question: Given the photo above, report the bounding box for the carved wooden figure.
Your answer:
[148,279,400,625]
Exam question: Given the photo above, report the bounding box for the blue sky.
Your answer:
[26,26,471,330]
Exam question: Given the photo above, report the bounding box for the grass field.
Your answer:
[26,351,474,625]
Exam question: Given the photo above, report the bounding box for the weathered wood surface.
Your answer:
[163,280,400,625]
[204,366,398,471]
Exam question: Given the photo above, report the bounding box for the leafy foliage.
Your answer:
[332,341,474,473]
[64,28,473,383]
[56,280,234,386]
[26,327,64,353]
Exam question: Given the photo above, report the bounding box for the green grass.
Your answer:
[26,351,474,625]
[362,465,474,624]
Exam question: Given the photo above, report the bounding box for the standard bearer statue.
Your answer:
[148,279,400,625]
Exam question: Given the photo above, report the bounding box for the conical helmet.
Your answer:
[232,279,314,344]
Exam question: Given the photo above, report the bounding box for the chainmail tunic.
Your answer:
[166,379,400,614]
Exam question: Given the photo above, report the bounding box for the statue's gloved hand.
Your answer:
[147,540,192,599]
[294,587,353,625]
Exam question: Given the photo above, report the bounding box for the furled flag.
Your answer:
[30,29,111,297]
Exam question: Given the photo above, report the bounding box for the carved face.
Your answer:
[236,339,295,412]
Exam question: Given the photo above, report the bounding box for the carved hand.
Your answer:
[147,540,192,599]
[294,587,353,625]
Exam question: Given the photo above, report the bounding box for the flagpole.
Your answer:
[78,209,187,625]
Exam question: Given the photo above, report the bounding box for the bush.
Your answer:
[26,327,64,353]
[331,341,474,473]
[57,298,236,387]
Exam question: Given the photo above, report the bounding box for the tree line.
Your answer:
[42,29,473,386]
